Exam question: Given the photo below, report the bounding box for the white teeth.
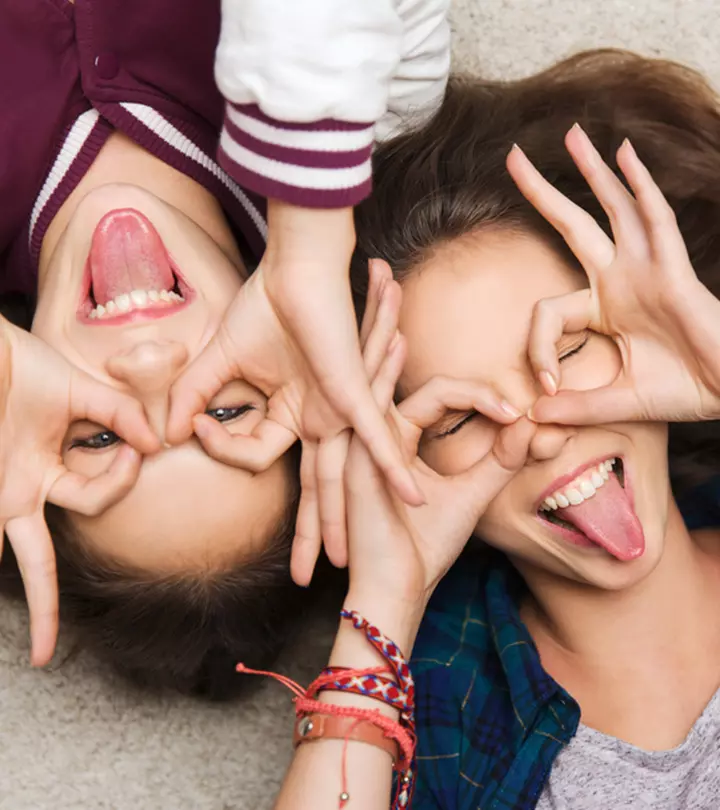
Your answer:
[579,480,596,498]
[539,458,619,513]
[88,287,184,319]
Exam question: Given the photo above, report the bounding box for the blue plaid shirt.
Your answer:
[410,477,720,810]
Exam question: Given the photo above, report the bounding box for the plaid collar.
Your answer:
[412,552,580,810]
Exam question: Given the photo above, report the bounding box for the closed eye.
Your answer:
[438,412,476,438]
[559,334,589,362]
[205,404,256,424]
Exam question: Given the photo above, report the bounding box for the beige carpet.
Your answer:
[2,2,719,808]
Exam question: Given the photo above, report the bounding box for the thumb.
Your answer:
[167,338,236,444]
[529,385,641,425]
[454,418,536,514]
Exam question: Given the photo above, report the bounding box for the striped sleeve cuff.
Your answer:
[218,103,374,208]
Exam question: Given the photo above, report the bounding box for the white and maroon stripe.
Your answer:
[29,110,114,265]
[113,102,268,258]
[219,103,374,208]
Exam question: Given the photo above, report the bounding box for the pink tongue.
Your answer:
[89,209,174,305]
[556,472,645,561]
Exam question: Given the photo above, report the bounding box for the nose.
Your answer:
[528,423,577,464]
[105,341,188,440]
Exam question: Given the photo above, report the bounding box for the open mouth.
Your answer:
[535,456,645,561]
[77,208,195,325]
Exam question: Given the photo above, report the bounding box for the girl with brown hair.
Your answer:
[263,50,720,810]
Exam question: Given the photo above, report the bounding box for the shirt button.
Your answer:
[95,52,119,80]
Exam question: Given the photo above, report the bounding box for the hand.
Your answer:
[167,202,422,511]
[291,259,403,585]
[0,321,159,666]
[508,124,720,426]
[344,359,536,615]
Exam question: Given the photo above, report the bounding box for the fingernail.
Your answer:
[540,370,558,396]
[501,400,522,419]
[526,405,537,423]
[621,137,636,156]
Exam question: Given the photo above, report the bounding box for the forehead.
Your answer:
[69,445,293,572]
[398,231,585,395]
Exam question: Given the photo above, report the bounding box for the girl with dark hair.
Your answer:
[264,51,720,809]
[0,0,450,698]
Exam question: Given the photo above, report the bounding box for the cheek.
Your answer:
[420,423,498,476]
[561,336,620,391]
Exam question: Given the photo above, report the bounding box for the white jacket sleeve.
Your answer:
[215,0,450,208]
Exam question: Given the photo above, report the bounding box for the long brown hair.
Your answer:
[352,49,720,493]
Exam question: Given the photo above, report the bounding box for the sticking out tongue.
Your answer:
[555,472,645,561]
[89,209,174,305]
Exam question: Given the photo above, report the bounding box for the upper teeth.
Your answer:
[539,459,617,512]
[89,288,184,319]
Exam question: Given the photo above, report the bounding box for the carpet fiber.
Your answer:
[2,2,718,808]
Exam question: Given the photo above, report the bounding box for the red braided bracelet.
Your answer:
[236,609,417,810]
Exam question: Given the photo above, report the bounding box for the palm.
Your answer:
[345,377,536,604]
[168,259,420,507]
[508,127,720,426]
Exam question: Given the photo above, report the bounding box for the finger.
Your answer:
[371,332,407,415]
[564,124,646,251]
[291,443,322,587]
[48,445,142,515]
[193,414,296,472]
[529,385,642,425]
[316,431,351,569]
[455,417,537,507]
[506,143,615,272]
[616,139,693,272]
[528,289,595,396]
[398,376,522,431]
[71,375,160,454]
[345,390,425,506]
[167,338,236,444]
[6,513,59,667]
[359,259,392,348]
[361,280,402,380]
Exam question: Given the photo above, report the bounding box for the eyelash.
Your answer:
[439,337,589,438]
[70,405,256,450]
[559,335,589,362]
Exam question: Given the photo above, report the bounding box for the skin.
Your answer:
[398,229,720,749]
[33,133,292,572]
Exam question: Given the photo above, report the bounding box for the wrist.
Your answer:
[265,199,356,270]
[341,587,428,657]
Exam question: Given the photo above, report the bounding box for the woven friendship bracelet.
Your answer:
[315,666,411,715]
[340,609,416,725]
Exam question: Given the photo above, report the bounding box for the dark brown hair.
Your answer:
[0,429,305,701]
[352,49,720,493]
